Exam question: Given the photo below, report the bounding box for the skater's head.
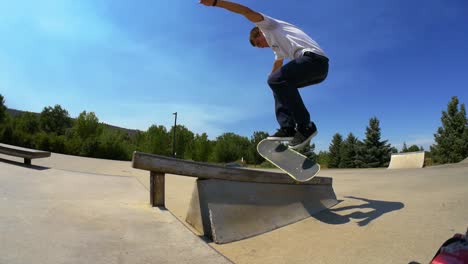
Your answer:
[249,27,269,48]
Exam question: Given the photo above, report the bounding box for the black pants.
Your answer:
[267,52,329,128]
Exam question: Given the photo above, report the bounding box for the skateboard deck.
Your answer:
[257,139,320,182]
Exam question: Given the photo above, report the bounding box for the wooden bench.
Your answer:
[0,143,51,165]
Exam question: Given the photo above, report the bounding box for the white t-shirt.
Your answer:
[255,14,326,61]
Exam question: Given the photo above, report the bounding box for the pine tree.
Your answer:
[339,133,360,168]
[306,143,318,162]
[401,142,408,153]
[431,96,468,163]
[328,133,343,168]
[357,117,392,168]
[317,151,330,168]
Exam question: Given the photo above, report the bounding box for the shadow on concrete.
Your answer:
[313,196,404,226]
[0,157,50,171]
[154,206,168,211]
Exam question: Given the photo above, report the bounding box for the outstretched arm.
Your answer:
[199,0,264,23]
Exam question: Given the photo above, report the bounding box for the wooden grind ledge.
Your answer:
[131,151,332,207]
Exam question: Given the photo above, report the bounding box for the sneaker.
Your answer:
[267,127,295,141]
[289,122,318,150]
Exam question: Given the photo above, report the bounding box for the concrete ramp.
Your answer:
[388,151,425,169]
[460,157,468,163]
[132,151,338,243]
[186,179,337,244]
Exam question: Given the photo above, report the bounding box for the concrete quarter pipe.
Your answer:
[388,151,425,169]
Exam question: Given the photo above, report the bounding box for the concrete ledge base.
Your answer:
[186,178,338,244]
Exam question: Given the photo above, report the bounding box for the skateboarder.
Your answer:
[199,0,329,149]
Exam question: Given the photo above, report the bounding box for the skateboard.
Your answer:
[257,139,320,182]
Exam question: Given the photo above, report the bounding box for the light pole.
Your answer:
[172,112,177,158]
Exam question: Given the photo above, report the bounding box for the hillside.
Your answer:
[6,108,141,137]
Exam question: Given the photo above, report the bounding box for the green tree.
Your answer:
[145,125,171,156]
[401,143,420,153]
[16,112,40,134]
[1,123,14,144]
[356,117,392,168]
[211,133,250,163]
[431,96,468,163]
[5,113,40,148]
[74,111,102,139]
[0,94,6,123]
[132,131,147,151]
[401,142,408,153]
[306,143,318,162]
[0,95,8,144]
[35,132,66,153]
[328,133,343,168]
[317,151,330,168]
[190,133,212,162]
[40,105,72,135]
[247,131,269,165]
[169,125,194,159]
[339,133,360,168]
[96,129,131,160]
[68,111,102,157]
[407,145,421,152]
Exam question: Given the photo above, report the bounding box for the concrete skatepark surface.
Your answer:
[0,154,231,264]
[1,152,467,264]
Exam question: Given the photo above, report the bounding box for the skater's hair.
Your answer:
[249,27,261,47]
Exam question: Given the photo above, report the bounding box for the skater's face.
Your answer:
[252,32,269,48]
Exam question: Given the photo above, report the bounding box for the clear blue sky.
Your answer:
[1,0,467,151]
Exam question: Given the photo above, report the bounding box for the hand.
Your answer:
[199,0,217,6]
